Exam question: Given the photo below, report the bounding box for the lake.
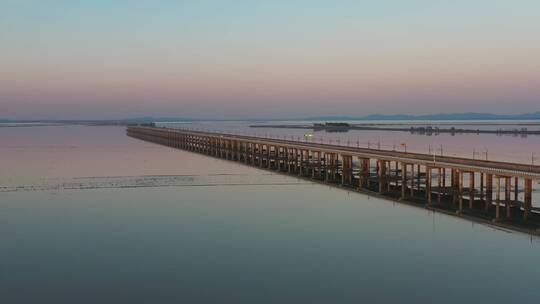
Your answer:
[1,125,539,303]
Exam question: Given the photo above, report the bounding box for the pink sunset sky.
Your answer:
[1,0,539,119]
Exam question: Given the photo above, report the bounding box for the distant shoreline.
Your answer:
[250,123,540,135]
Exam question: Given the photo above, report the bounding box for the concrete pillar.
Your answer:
[317,151,322,178]
[242,141,247,164]
[442,168,446,195]
[366,159,371,188]
[469,172,475,209]
[426,167,432,205]
[479,173,484,202]
[438,168,442,203]
[451,169,456,204]
[495,176,501,219]
[514,177,519,202]
[268,145,271,168]
[259,144,263,167]
[287,148,292,173]
[311,151,316,178]
[505,177,511,218]
[298,149,304,176]
[378,160,386,193]
[340,154,345,185]
[416,164,421,191]
[276,146,279,170]
[387,161,391,192]
[485,174,493,211]
[330,153,337,182]
[341,155,352,186]
[459,171,463,212]
[322,152,327,181]
[401,162,407,200]
[524,178,532,220]
[410,164,415,197]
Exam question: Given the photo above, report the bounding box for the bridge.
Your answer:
[127,125,540,234]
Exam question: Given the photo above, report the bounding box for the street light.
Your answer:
[437,145,443,157]
[400,143,407,153]
[473,148,480,160]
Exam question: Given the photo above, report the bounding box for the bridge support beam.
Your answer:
[505,177,511,218]
[458,171,463,212]
[426,167,432,206]
[437,168,442,204]
[358,158,368,189]
[401,162,407,200]
[378,160,386,194]
[485,174,493,211]
[469,172,475,209]
[342,155,353,186]
[495,176,501,220]
[524,178,532,220]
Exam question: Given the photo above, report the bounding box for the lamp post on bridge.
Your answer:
[473,148,480,160]
[437,145,443,157]
[400,143,407,153]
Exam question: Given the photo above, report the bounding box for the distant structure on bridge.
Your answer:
[127,125,540,235]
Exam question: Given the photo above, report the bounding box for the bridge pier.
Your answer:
[342,154,353,186]
[495,176,501,220]
[470,172,475,209]
[525,178,532,220]
[426,167,432,205]
[485,174,493,211]
[458,170,464,212]
[401,162,407,200]
[505,177,511,218]
[378,160,386,194]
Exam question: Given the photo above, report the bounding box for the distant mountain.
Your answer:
[3,112,540,123]
[304,112,540,121]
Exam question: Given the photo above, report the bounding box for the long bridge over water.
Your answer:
[127,125,540,234]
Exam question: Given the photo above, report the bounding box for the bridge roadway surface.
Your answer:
[170,128,540,180]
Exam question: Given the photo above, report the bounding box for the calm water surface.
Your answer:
[1,125,539,303]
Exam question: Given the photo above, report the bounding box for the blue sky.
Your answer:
[1,0,539,119]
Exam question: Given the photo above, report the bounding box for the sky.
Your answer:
[1,0,539,120]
